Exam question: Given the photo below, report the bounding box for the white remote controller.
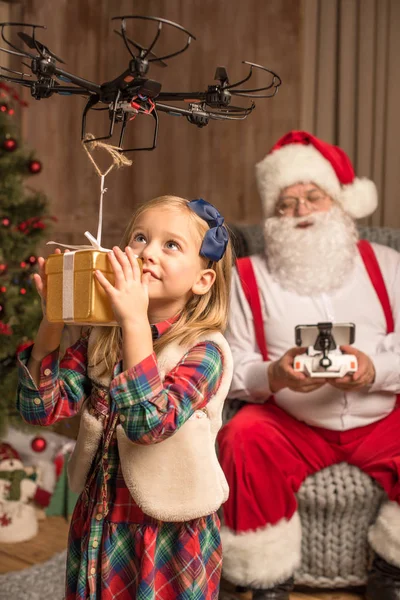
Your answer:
[294,351,358,378]
[293,322,357,378]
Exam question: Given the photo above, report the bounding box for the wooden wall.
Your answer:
[5,0,302,248]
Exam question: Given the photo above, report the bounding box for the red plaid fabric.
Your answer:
[17,317,224,599]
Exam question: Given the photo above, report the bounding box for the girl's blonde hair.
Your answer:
[90,195,233,372]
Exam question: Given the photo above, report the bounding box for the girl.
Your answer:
[17,196,233,600]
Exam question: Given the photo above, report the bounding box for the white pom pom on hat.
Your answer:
[255,130,378,219]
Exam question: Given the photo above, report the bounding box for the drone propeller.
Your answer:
[113,30,167,67]
[214,66,229,86]
[17,31,65,64]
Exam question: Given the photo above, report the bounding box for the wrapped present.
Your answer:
[45,140,134,325]
[46,249,117,325]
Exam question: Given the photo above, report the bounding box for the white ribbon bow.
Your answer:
[47,175,111,253]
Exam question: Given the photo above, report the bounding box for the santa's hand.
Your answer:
[268,347,327,394]
[329,345,375,390]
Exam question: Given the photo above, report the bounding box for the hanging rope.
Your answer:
[82,134,132,247]
[48,136,132,252]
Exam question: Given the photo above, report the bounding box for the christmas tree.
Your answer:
[0,82,53,436]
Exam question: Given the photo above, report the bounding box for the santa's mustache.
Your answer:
[268,210,337,230]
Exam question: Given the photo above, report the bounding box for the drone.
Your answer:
[0,17,281,152]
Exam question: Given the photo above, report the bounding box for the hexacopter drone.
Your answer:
[0,16,281,152]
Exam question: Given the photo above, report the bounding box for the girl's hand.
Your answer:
[95,246,151,328]
[33,248,69,319]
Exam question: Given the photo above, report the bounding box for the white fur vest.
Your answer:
[67,328,233,522]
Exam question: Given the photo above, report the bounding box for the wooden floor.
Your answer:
[0,515,70,574]
[0,517,363,599]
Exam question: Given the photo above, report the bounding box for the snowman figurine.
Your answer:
[0,442,39,543]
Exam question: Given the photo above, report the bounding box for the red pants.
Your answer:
[218,402,400,532]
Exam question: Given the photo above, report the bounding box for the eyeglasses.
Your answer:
[276,193,329,216]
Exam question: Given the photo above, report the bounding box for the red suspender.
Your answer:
[236,241,394,360]
[357,239,394,334]
[236,257,269,361]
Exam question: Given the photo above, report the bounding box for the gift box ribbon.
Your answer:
[47,175,112,321]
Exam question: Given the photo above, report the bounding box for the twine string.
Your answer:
[82,134,132,246]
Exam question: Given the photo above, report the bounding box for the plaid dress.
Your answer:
[17,320,224,600]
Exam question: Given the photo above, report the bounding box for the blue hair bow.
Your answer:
[188,198,229,262]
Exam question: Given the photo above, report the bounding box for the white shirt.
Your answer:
[226,242,400,430]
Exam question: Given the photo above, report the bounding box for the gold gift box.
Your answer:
[45,250,116,325]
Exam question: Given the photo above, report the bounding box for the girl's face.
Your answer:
[129,206,216,320]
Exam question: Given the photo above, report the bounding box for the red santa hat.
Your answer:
[0,442,21,463]
[255,130,378,219]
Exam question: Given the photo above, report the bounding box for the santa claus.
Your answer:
[218,131,400,599]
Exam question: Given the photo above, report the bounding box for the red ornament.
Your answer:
[28,160,42,175]
[0,103,8,113]
[8,109,14,116]
[0,286,6,293]
[28,255,37,265]
[31,436,47,453]
[20,288,26,295]
[0,264,7,275]
[2,218,9,227]
[20,261,27,268]
[0,321,12,335]
[2,137,17,152]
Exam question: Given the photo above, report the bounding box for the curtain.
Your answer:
[301,0,400,227]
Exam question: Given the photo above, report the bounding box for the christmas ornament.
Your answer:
[0,286,6,292]
[0,102,8,113]
[2,217,10,227]
[2,137,17,152]
[28,255,37,265]
[28,159,42,174]
[31,437,47,453]
[0,263,7,275]
[19,288,26,295]
[0,321,12,335]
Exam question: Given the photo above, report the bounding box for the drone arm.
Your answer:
[157,91,205,102]
[53,85,93,95]
[0,72,32,87]
[155,102,204,117]
[53,66,101,94]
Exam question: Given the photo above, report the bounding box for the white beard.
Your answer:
[264,206,359,295]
